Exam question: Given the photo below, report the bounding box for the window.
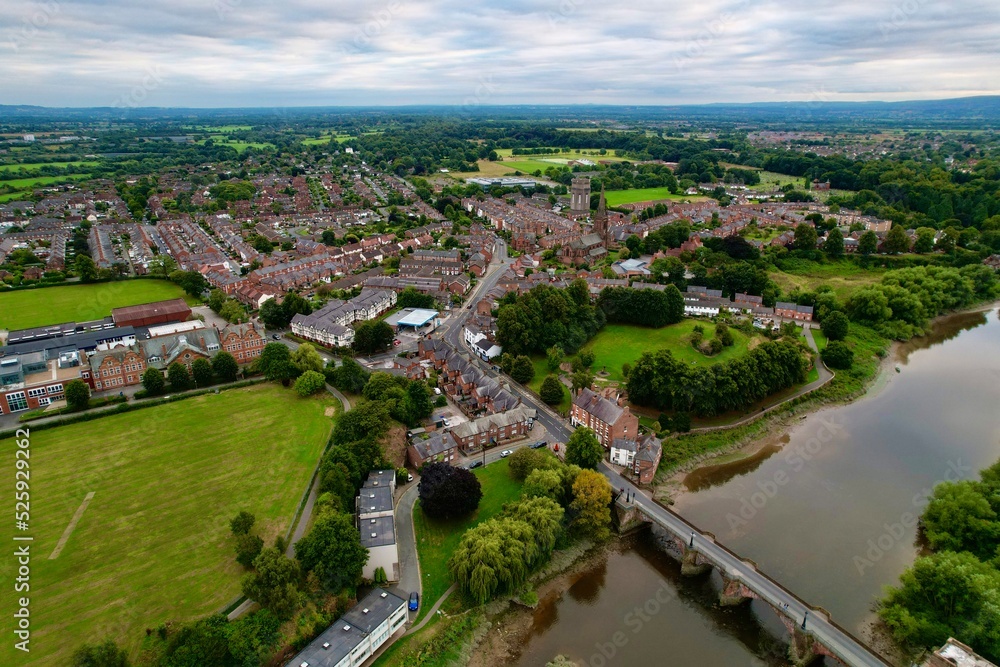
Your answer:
[47,384,63,395]
[6,392,28,412]
[37,397,50,407]
[28,387,47,398]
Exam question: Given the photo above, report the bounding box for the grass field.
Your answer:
[0,280,197,330]
[0,174,92,189]
[769,258,885,301]
[0,385,338,665]
[411,459,523,623]
[527,357,571,414]
[0,161,99,174]
[580,321,760,381]
[604,188,709,206]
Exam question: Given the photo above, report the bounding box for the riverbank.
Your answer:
[655,301,1000,504]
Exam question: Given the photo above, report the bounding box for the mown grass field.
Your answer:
[0,161,99,174]
[0,280,197,331]
[580,321,760,381]
[527,356,572,414]
[411,458,523,623]
[0,174,92,189]
[0,384,337,666]
[604,188,709,206]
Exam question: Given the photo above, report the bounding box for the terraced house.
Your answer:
[571,387,639,448]
[291,288,396,348]
[216,322,266,363]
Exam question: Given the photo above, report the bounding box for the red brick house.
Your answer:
[89,347,148,391]
[571,387,639,448]
[217,322,266,364]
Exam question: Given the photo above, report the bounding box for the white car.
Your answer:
[500,449,513,458]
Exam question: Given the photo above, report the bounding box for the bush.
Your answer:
[508,448,558,482]
[822,340,855,369]
[230,511,256,535]
[539,375,565,405]
[294,370,326,397]
[418,462,482,519]
[64,379,91,412]
[235,533,264,568]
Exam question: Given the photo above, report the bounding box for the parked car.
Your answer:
[468,461,483,469]
[408,592,419,611]
[407,473,414,483]
[500,449,513,458]
[272,334,281,340]
[530,441,547,449]
[393,339,401,346]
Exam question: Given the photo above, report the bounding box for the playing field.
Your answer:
[580,321,760,381]
[0,384,337,665]
[0,161,99,174]
[604,188,707,206]
[0,280,196,331]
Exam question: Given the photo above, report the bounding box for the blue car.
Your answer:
[408,592,420,611]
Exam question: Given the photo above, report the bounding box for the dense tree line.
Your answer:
[626,340,808,417]
[596,285,685,328]
[496,281,605,355]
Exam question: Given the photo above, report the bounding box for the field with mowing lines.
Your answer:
[0,280,196,331]
[0,161,99,174]
[604,188,708,206]
[0,385,338,665]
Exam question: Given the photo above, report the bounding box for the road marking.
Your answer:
[49,491,95,560]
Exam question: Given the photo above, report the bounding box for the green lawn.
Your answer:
[0,174,91,189]
[0,384,337,666]
[812,328,829,352]
[0,161,99,174]
[0,280,197,330]
[411,459,523,623]
[581,321,760,381]
[604,188,709,206]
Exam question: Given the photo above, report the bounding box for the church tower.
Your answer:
[592,185,609,245]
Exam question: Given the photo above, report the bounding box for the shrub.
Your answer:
[822,340,855,369]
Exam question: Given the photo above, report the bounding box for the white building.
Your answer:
[291,288,396,348]
[285,588,407,667]
[361,516,399,581]
[463,324,502,361]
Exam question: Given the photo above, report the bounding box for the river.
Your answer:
[510,308,1000,666]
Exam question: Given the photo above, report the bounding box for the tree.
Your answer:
[258,342,295,383]
[418,462,483,519]
[71,638,130,667]
[208,289,228,313]
[859,230,879,255]
[74,254,98,282]
[235,533,264,568]
[146,254,177,277]
[219,299,247,324]
[539,375,565,405]
[258,298,287,329]
[226,609,281,667]
[579,350,596,368]
[241,548,300,619]
[141,367,165,395]
[191,358,214,387]
[793,223,818,250]
[884,224,912,254]
[546,345,564,372]
[523,468,564,502]
[328,358,369,394]
[354,320,394,354]
[914,227,936,254]
[848,286,892,323]
[508,447,558,482]
[230,511,256,535]
[291,343,324,373]
[821,340,854,369]
[570,369,593,392]
[509,355,535,385]
[211,351,239,383]
[294,512,369,592]
[64,379,91,411]
[168,270,209,298]
[449,517,534,604]
[167,362,193,391]
[565,427,603,469]
[820,310,849,341]
[280,292,313,323]
[294,370,326,396]
[823,227,845,257]
[921,481,999,560]
[405,381,433,421]
[570,469,612,540]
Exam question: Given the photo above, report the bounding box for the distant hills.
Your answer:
[1,96,999,127]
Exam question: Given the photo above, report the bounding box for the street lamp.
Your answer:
[689,531,695,548]
[801,610,808,630]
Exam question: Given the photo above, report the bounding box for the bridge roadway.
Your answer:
[438,239,891,667]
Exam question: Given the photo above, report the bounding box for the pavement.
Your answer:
[390,481,421,608]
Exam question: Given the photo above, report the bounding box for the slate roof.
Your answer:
[573,387,624,425]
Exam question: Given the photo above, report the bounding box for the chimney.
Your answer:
[161,344,167,358]
[199,336,206,349]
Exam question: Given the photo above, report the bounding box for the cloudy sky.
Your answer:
[2,0,998,108]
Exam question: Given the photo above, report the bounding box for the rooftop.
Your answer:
[360,515,396,548]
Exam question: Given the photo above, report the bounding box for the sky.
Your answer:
[2,0,999,108]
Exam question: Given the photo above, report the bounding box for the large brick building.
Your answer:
[111,298,192,328]
[217,322,266,364]
[571,387,639,448]
[449,406,536,454]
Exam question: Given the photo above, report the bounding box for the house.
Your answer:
[357,485,394,521]
[610,434,663,485]
[774,302,814,322]
[284,588,407,667]
[360,516,399,582]
[463,325,502,362]
[217,322,266,364]
[571,387,639,448]
[365,469,396,495]
[407,430,459,468]
[89,346,148,391]
[291,288,397,348]
[449,406,536,454]
[139,328,222,371]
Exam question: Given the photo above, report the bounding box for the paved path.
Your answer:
[405,584,457,636]
[390,482,421,603]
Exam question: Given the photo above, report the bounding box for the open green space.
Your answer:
[0,280,197,330]
[527,357,572,414]
[580,321,761,382]
[411,458,523,623]
[604,188,709,206]
[769,258,885,301]
[0,161,100,174]
[0,384,337,665]
[0,191,32,203]
[0,174,92,189]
